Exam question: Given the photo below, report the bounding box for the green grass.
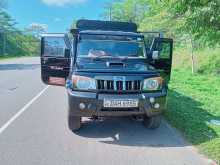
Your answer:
[165,69,220,162]
[0,55,21,60]
[0,55,37,61]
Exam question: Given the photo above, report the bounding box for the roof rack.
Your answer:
[73,19,137,33]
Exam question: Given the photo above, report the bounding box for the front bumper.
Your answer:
[67,89,167,117]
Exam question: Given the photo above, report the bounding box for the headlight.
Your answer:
[142,77,163,91]
[72,75,96,90]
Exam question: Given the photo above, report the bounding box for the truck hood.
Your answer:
[75,58,156,73]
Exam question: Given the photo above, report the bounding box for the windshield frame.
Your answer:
[75,33,147,61]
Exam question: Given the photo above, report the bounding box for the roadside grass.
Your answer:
[0,55,21,60]
[0,55,37,61]
[165,69,220,162]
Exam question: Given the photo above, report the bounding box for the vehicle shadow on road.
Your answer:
[75,117,187,147]
[0,64,40,71]
[75,90,219,148]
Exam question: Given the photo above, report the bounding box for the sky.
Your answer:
[6,0,111,32]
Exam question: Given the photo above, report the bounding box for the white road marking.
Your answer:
[0,85,50,135]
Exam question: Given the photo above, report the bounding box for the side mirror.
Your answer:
[152,51,159,60]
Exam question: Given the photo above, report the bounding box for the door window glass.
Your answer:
[155,42,171,59]
[44,37,66,57]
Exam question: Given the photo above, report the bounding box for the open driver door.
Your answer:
[41,33,71,86]
[149,37,173,82]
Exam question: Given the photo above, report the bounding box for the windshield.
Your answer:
[77,35,146,58]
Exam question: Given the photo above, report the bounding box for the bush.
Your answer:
[197,48,220,75]
[173,47,220,75]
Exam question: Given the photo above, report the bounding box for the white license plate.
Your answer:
[103,99,139,108]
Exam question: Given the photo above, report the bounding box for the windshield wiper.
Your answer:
[91,55,113,61]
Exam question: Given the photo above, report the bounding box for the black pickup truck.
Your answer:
[40,19,173,131]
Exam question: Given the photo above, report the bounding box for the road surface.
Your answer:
[0,57,211,165]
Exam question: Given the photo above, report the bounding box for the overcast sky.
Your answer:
[7,0,111,32]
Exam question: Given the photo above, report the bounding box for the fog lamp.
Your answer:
[79,103,86,110]
[154,103,160,109]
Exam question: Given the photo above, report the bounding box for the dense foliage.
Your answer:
[169,0,220,46]
[103,0,220,74]
[104,0,220,44]
[0,2,39,57]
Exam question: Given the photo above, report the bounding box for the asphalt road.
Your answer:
[0,57,211,165]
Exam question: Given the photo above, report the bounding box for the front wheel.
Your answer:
[68,115,81,131]
[143,115,162,129]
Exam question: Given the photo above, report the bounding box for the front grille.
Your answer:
[97,80,141,91]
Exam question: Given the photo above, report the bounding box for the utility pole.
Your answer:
[103,2,113,21]
[134,3,137,23]
[3,31,6,56]
[109,5,112,21]
[188,35,195,74]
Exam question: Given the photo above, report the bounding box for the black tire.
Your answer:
[68,115,81,131]
[143,115,162,129]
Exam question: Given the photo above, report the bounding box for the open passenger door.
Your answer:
[149,37,173,81]
[41,33,71,86]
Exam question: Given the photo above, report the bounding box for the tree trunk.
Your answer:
[3,32,6,56]
[190,37,195,74]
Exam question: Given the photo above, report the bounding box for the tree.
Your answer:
[0,0,7,9]
[0,1,39,57]
[26,23,48,38]
[103,0,147,25]
[102,0,177,36]
[168,0,220,46]
[0,10,17,55]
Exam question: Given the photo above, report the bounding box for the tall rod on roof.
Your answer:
[104,2,112,21]
[109,6,112,21]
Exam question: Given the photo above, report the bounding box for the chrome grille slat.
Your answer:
[113,80,117,90]
[123,79,126,91]
[97,79,141,91]
[132,81,134,90]
[104,80,107,89]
